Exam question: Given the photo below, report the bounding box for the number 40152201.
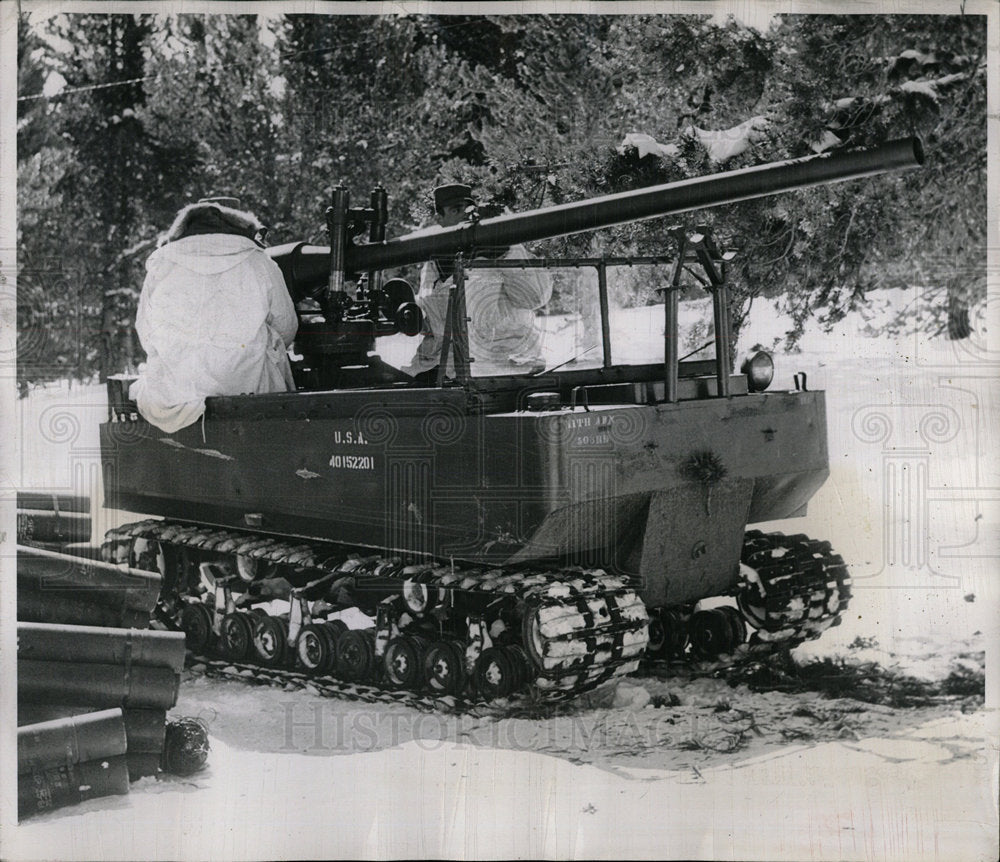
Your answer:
[329,454,375,470]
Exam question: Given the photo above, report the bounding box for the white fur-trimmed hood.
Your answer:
[162,202,264,244]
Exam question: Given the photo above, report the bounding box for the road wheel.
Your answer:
[337,629,376,682]
[296,623,332,674]
[321,620,349,675]
[180,603,214,654]
[423,640,467,696]
[688,609,733,659]
[474,647,516,701]
[252,614,289,667]
[324,619,348,639]
[661,608,691,657]
[645,608,666,659]
[383,636,428,689]
[219,612,253,661]
[504,644,530,692]
[718,605,748,648]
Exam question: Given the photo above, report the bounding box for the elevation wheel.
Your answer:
[236,554,259,583]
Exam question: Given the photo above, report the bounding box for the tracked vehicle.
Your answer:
[100,138,923,703]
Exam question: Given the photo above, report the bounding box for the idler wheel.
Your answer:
[474,647,516,701]
[180,602,214,654]
[383,635,430,688]
[252,614,289,667]
[219,612,253,660]
[337,629,377,681]
[423,640,467,696]
[689,609,735,659]
[296,623,334,674]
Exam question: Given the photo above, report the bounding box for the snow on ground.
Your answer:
[5,289,998,860]
[7,674,993,862]
[6,689,992,861]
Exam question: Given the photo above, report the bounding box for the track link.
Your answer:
[103,523,851,708]
[102,520,649,705]
[191,657,470,713]
[643,530,852,672]
[737,529,852,643]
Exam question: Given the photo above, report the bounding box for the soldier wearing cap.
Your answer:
[404,183,553,382]
[130,197,298,432]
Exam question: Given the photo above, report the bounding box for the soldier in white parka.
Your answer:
[403,184,553,383]
[130,199,298,433]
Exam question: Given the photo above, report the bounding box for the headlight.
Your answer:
[741,351,774,392]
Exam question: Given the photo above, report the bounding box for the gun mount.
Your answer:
[268,137,922,391]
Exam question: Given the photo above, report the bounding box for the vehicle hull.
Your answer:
[101,388,827,606]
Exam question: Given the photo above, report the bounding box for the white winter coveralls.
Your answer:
[404,244,553,377]
[131,234,298,432]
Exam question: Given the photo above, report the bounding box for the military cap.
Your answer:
[198,196,243,209]
[433,183,475,214]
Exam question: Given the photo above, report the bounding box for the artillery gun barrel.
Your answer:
[271,137,923,294]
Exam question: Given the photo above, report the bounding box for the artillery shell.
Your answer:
[18,623,185,673]
[18,659,180,710]
[17,708,127,774]
[18,755,130,817]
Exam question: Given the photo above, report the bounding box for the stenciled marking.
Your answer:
[329,454,376,471]
[567,413,614,446]
[333,429,369,445]
[573,431,612,446]
[566,415,613,429]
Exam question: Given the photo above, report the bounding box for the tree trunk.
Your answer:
[947,287,972,341]
[99,273,115,383]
